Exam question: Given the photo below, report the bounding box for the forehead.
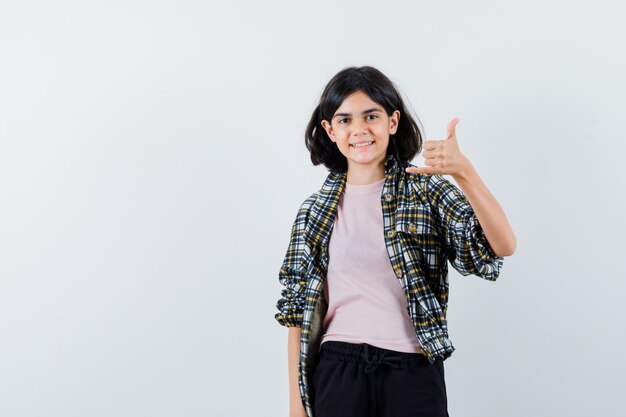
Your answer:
[335,91,382,112]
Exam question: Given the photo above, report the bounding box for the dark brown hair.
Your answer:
[305,66,424,174]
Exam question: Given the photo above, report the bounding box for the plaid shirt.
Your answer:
[275,153,504,417]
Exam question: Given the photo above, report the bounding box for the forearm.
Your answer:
[288,327,305,412]
[453,159,516,257]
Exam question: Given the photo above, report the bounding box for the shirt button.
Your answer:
[407,223,417,233]
[384,193,394,202]
[394,267,403,278]
[386,229,397,238]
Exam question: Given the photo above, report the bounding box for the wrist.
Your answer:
[453,157,475,182]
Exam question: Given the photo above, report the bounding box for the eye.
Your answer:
[338,118,349,124]
[367,114,378,120]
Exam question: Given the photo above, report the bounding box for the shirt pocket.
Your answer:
[394,204,445,276]
[394,204,440,239]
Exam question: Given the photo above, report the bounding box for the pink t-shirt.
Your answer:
[320,177,425,354]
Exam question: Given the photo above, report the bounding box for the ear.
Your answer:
[389,110,400,135]
[320,119,336,142]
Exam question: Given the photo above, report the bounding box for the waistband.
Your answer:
[320,340,430,373]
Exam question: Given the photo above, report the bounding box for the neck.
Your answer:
[346,162,386,185]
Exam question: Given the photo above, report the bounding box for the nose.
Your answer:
[350,118,368,136]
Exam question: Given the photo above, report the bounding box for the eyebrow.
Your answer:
[333,108,382,119]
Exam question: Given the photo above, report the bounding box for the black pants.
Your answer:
[310,341,449,417]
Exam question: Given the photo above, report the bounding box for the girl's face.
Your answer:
[321,90,400,173]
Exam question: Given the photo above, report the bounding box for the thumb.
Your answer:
[447,117,460,140]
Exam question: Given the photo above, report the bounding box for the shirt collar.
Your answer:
[305,154,401,246]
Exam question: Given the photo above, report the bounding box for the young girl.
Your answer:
[275,66,516,417]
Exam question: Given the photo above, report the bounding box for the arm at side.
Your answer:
[288,326,306,416]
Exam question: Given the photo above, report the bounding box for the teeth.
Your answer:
[351,141,373,147]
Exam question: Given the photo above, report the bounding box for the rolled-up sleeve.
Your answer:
[427,174,504,281]
[274,194,316,327]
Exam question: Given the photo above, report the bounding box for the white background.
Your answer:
[1,1,624,416]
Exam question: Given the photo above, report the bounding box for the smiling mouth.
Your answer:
[350,141,375,148]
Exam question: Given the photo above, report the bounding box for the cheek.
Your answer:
[374,124,390,135]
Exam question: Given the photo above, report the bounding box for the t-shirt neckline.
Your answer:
[344,177,386,195]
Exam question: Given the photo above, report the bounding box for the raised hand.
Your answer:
[405,117,471,177]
